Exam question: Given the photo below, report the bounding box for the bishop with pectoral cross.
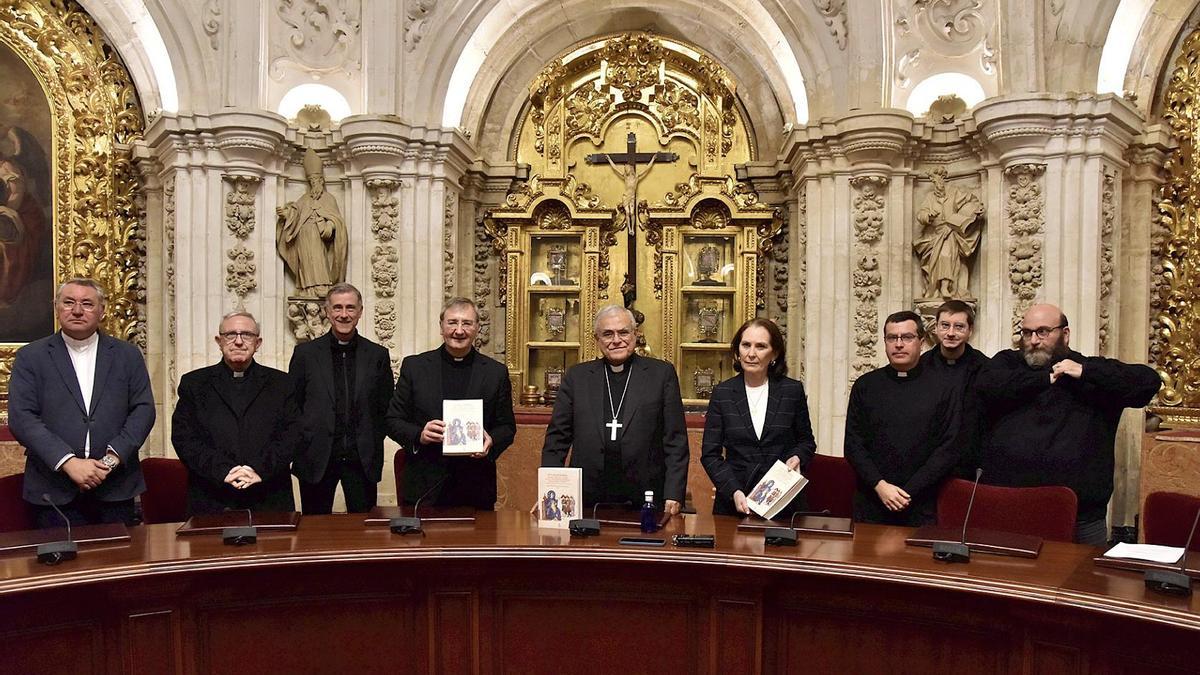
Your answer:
[540,306,690,515]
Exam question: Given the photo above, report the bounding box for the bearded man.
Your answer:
[975,303,1160,545]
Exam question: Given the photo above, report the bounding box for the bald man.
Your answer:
[975,304,1160,545]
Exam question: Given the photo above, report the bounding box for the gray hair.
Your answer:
[325,283,363,306]
[219,311,261,335]
[592,305,636,335]
[55,278,107,307]
[440,297,479,322]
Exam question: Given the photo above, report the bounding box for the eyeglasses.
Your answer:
[598,329,633,342]
[883,333,919,345]
[59,299,100,313]
[1018,325,1065,340]
[937,321,969,333]
[219,331,259,343]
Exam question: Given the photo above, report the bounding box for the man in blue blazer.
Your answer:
[8,278,155,527]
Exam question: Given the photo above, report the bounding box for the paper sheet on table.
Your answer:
[1101,542,1185,565]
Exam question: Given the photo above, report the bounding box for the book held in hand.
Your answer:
[746,460,809,520]
[442,399,484,455]
[537,467,582,530]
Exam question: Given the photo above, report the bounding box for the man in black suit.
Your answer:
[541,305,689,514]
[172,312,299,516]
[289,284,393,514]
[9,278,155,527]
[386,298,515,509]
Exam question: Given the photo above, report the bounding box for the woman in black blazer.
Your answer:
[700,318,817,516]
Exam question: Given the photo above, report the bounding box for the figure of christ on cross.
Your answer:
[586,131,678,307]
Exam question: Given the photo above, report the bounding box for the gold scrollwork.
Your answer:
[601,32,664,102]
[565,84,612,139]
[1152,25,1200,412]
[0,0,145,413]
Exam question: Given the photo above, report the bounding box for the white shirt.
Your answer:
[56,331,99,469]
[745,381,769,440]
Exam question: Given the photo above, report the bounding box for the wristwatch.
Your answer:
[100,449,119,469]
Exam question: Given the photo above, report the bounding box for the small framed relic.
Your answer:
[694,244,724,286]
[693,367,716,399]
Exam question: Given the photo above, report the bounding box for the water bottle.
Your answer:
[640,490,656,533]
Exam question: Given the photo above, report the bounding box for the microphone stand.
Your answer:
[36,494,78,565]
[763,509,826,547]
[569,501,632,537]
[1144,506,1200,596]
[222,508,257,546]
[391,476,448,535]
[934,468,983,563]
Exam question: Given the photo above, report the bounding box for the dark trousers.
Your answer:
[33,494,137,529]
[299,455,377,514]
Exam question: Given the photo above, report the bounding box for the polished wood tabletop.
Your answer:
[3,511,1197,675]
[2,511,1195,627]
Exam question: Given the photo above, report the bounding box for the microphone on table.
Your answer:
[222,508,257,546]
[391,476,447,535]
[1144,506,1200,597]
[763,509,829,547]
[569,501,632,537]
[934,468,982,563]
[36,494,78,565]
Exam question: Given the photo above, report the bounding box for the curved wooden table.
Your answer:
[1,512,1196,675]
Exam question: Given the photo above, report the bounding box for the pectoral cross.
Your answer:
[606,417,623,441]
[586,132,678,307]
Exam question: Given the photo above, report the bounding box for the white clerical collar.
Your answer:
[62,331,99,352]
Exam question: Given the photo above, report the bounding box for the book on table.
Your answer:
[537,467,582,530]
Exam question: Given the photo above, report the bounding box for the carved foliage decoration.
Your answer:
[813,0,848,50]
[272,0,362,76]
[1150,25,1200,407]
[0,0,147,402]
[850,176,887,379]
[1004,163,1045,344]
[203,0,222,49]
[164,175,177,398]
[565,85,612,139]
[474,213,502,348]
[223,176,260,305]
[654,80,700,132]
[602,32,664,102]
[444,190,457,303]
[1099,168,1116,355]
[911,0,986,55]
[367,179,399,348]
[404,0,437,52]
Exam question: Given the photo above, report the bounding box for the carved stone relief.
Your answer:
[474,217,496,349]
[444,190,457,302]
[165,176,177,399]
[225,245,257,300]
[367,179,399,349]
[271,0,362,78]
[1004,163,1046,344]
[851,176,888,379]
[913,167,984,302]
[203,0,222,50]
[222,175,260,308]
[1099,168,1116,355]
[404,0,438,52]
[813,0,849,50]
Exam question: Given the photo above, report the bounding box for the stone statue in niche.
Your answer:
[913,167,984,301]
[276,147,347,298]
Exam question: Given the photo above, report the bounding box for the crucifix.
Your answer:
[605,417,623,441]
[585,131,678,307]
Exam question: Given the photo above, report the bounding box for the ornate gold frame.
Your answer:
[0,0,145,418]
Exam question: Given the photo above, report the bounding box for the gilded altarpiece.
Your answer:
[484,33,782,405]
[0,0,145,420]
[1152,25,1200,425]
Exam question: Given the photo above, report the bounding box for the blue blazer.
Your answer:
[8,332,156,504]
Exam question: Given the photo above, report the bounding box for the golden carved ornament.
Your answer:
[1151,25,1200,412]
[536,201,572,230]
[565,84,612,139]
[653,80,700,132]
[692,202,730,230]
[0,0,146,412]
[601,32,664,102]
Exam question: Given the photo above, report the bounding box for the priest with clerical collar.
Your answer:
[541,305,689,514]
[919,299,990,477]
[172,311,301,516]
[843,310,961,526]
[386,297,516,510]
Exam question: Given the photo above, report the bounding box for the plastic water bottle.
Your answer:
[640,490,656,533]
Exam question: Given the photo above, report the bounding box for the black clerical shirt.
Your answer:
[599,355,638,505]
[843,362,961,526]
[440,345,476,399]
[331,335,358,460]
[920,343,989,477]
